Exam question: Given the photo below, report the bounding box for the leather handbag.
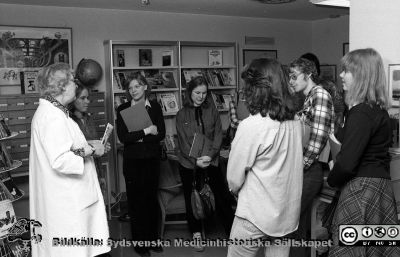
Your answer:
[190,168,215,220]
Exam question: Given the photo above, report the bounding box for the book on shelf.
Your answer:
[0,143,13,169]
[139,49,152,66]
[162,50,173,67]
[157,93,179,115]
[0,200,16,237]
[116,49,125,67]
[0,114,11,138]
[113,70,125,92]
[21,70,39,94]
[0,175,23,200]
[182,69,203,85]
[182,69,234,88]
[208,50,223,67]
[120,102,153,132]
[114,94,129,110]
[144,70,176,89]
[211,92,229,111]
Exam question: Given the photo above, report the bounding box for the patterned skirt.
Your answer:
[328,177,400,257]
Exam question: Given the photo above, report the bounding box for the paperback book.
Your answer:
[162,50,173,66]
[211,92,229,111]
[139,49,152,66]
[208,50,223,67]
[116,49,125,67]
[22,70,39,94]
[157,93,179,115]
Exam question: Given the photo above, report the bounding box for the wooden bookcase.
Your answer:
[104,40,239,195]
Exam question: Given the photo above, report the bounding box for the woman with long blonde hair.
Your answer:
[327,48,399,257]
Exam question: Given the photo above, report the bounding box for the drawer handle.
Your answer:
[19,130,27,134]
[98,112,105,115]
[97,99,104,103]
[99,124,105,128]
[17,103,25,106]
[0,104,7,107]
[17,117,27,120]
[21,158,29,162]
[20,144,28,148]
[34,102,39,105]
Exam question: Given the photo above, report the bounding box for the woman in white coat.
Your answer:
[29,63,110,257]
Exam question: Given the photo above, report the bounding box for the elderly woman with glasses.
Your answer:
[29,63,110,257]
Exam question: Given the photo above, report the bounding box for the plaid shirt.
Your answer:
[229,101,241,129]
[298,85,335,170]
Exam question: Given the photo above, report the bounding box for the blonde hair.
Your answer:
[37,63,73,97]
[341,48,388,109]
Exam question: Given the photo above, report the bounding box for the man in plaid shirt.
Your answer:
[289,58,335,257]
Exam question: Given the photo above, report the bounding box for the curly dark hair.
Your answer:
[289,58,320,84]
[241,58,296,122]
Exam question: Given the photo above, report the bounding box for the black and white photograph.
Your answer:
[2,1,400,257]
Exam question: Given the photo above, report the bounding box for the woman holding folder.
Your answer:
[176,76,234,251]
[116,72,165,257]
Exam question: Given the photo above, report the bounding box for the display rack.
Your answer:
[104,40,239,199]
[0,131,26,257]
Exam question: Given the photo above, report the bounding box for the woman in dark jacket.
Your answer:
[327,48,399,257]
[176,76,234,251]
[116,72,165,257]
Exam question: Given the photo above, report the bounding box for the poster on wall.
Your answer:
[389,64,400,107]
[0,26,72,69]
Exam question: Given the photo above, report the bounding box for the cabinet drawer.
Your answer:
[7,110,27,125]
[7,98,26,111]
[90,94,105,107]
[7,124,29,139]
[0,99,7,111]
[12,165,29,177]
[12,151,30,165]
[9,138,30,153]
[24,97,40,110]
[88,106,106,120]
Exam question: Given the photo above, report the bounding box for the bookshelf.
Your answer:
[104,40,239,195]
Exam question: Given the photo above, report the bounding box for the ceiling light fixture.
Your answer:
[310,0,350,8]
[256,0,296,4]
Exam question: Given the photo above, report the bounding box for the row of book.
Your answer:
[211,92,233,111]
[115,49,173,67]
[0,114,11,139]
[113,70,176,92]
[181,69,234,88]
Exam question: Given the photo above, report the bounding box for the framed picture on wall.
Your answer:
[388,64,400,107]
[242,49,277,66]
[320,64,337,82]
[0,26,72,68]
[343,42,349,56]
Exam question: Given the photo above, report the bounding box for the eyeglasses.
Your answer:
[289,72,303,81]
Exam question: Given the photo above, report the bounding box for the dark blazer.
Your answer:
[116,99,166,159]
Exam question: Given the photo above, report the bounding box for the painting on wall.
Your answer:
[389,64,400,107]
[320,64,337,83]
[243,49,277,67]
[0,26,72,69]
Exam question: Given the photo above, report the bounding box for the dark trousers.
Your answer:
[123,157,160,242]
[179,164,234,236]
[289,161,324,257]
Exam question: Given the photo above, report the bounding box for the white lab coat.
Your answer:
[29,99,110,257]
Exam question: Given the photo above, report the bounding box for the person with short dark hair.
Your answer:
[327,48,399,257]
[288,57,335,257]
[116,72,166,257]
[227,58,303,257]
[176,76,234,252]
